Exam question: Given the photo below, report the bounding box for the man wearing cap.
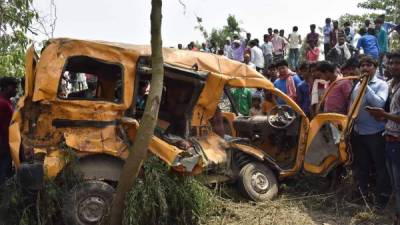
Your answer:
[224,38,232,58]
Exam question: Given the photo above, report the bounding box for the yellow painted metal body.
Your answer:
[8,38,367,180]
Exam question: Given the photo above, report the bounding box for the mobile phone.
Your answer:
[365,106,377,111]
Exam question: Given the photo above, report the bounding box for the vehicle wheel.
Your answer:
[62,180,114,225]
[238,162,278,201]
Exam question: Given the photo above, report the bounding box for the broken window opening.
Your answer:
[57,55,124,103]
[133,59,205,149]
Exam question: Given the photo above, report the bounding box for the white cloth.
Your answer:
[261,42,273,56]
[352,33,361,47]
[250,46,265,68]
[246,62,256,69]
[288,32,301,49]
[335,43,351,60]
[223,44,232,58]
[311,79,328,105]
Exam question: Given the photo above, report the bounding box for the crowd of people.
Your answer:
[179,14,400,224]
[180,15,399,74]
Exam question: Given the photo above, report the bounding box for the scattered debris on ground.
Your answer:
[205,173,395,225]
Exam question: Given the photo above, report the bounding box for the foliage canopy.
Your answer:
[0,0,38,77]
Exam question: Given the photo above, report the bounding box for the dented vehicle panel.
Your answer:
[10,38,369,204]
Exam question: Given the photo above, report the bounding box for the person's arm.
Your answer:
[293,75,302,87]
[240,38,247,50]
[375,37,381,53]
[299,35,302,45]
[281,38,287,51]
[365,82,388,107]
[329,31,334,47]
[381,30,388,53]
[0,101,13,141]
[356,37,362,50]
[250,48,255,63]
[366,107,400,123]
[247,90,252,109]
[296,85,304,105]
[305,34,310,46]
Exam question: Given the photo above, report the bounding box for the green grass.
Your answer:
[123,157,219,225]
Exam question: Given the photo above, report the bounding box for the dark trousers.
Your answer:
[288,48,300,70]
[0,152,12,185]
[351,131,392,201]
[264,54,273,71]
[386,141,400,215]
[273,53,284,62]
[324,43,331,56]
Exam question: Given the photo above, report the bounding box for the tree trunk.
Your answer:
[110,0,164,224]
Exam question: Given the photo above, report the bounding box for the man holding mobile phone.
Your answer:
[366,51,400,224]
[350,55,391,210]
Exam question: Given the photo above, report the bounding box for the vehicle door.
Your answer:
[303,75,369,174]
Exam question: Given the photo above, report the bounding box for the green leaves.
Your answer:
[210,15,242,48]
[0,0,38,77]
[354,0,400,24]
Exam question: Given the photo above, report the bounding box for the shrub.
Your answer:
[123,157,217,225]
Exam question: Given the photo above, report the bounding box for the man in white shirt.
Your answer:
[262,34,273,70]
[323,18,332,56]
[249,40,264,72]
[223,39,232,58]
[288,26,302,70]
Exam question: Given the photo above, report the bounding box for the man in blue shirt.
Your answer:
[323,18,332,56]
[375,18,389,76]
[296,62,312,117]
[356,28,380,60]
[350,55,391,209]
[273,60,301,104]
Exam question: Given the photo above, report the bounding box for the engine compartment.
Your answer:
[233,115,301,169]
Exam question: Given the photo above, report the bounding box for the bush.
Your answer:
[123,157,218,225]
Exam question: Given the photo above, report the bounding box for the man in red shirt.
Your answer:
[315,61,352,114]
[0,77,18,185]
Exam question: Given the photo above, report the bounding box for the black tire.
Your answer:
[62,180,114,225]
[238,162,278,201]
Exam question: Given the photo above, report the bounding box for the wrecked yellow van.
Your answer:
[9,38,368,225]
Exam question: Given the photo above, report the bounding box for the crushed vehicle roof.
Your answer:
[93,39,269,80]
[32,38,275,104]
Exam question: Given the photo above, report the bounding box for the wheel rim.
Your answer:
[251,171,270,193]
[78,195,107,223]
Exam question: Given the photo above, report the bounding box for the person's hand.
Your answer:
[365,106,386,120]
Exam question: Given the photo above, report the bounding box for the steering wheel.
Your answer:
[267,104,297,129]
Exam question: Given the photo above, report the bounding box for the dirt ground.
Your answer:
[204,175,395,225]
